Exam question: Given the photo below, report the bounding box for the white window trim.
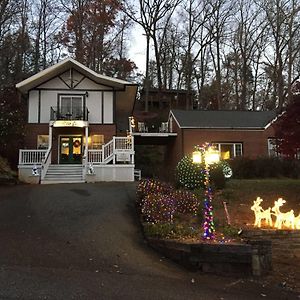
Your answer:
[213,142,243,159]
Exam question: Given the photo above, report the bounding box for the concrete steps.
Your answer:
[41,164,84,184]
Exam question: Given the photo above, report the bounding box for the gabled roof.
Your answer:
[16,58,136,94]
[170,109,277,129]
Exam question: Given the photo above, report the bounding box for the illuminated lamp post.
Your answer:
[193,144,220,240]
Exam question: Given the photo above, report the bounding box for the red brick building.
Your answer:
[166,109,277,170]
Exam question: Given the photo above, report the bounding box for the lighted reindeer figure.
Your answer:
[295,213,300,229]
[251,197,273,228]
[271,198,295,229]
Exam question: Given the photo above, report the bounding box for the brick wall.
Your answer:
[165,121,274,175]
[183,127,275,158]
[24,124,116,164]
[166,121,276,175]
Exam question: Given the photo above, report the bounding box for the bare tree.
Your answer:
[123,0,181,110]
[206,0,235,109]
[30,0,64,72]
[261,0,300,111]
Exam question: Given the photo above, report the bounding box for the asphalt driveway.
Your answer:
[0,183,298,299]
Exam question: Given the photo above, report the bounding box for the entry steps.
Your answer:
[41,164,84,184]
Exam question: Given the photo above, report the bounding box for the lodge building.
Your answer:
[17,59,278,184]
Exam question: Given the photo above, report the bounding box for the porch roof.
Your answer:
[170,109,277,129]
[16,58,136,94]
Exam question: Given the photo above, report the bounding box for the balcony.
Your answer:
[50,106,89,121]
[130,120,177,145]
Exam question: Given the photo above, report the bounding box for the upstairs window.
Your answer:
[59,95,83,119]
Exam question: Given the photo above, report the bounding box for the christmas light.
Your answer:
[137,179,200,224]
[251,197,272,228]
[251,197,300,229]
[193,143,220,240]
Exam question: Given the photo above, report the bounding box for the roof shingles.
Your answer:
[171,109,276,129]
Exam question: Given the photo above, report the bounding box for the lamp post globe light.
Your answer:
[193,144,220,240]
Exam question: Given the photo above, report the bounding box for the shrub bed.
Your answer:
[0,156,17,184]
[137,179,201,238]
[229,157,300,179]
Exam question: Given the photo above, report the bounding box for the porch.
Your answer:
[18,136,135,184]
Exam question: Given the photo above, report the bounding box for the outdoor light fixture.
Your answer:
[204,148,220,165]
[193,143,220,240]
[192,151,202,164]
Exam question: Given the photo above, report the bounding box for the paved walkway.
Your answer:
[0,183,298,299]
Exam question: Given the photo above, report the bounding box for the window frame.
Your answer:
[212,142,243,159]
[37,135,49,149]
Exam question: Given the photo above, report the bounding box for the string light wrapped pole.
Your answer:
[193,143,220,240]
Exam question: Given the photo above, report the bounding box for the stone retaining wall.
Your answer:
[242,229,300,262]
[147,238,272,276]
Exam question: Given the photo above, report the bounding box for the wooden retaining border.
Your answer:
[147,237,272,276]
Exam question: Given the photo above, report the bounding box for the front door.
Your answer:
[60,136,82,164]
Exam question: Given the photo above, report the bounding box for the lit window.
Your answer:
[91,135,104,149]
[37,135,49,149]
[213,143,243,159]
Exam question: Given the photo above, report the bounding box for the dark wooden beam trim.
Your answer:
[38,90,41,123]
[35,88,114,92]
[70,68,74,89]
[113,91,116,124]
[58,75,71,89]
[73,75,86,89]
[101,91,104,124]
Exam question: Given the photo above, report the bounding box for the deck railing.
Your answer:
[88,150,103,164]
[82,143,89,177]
[19,149,47,165]
[50,106,89,121]
[114,136,133,151]
[88,136,134,164]
[19,137,134,166]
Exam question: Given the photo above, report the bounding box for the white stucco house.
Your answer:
[17,58,137,184]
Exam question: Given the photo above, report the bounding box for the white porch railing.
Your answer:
[19,137,134,167]
[19,149,47,165]
[103,139,114,163]
[88,150,103,164]
[41,147,52,180]
[82,143,89,178]
[88,136,134,164]
[114,136,133,151]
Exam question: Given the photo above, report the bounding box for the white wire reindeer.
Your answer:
[271,198,295,229]
[295,214,300,230]
[251,197,273,228]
